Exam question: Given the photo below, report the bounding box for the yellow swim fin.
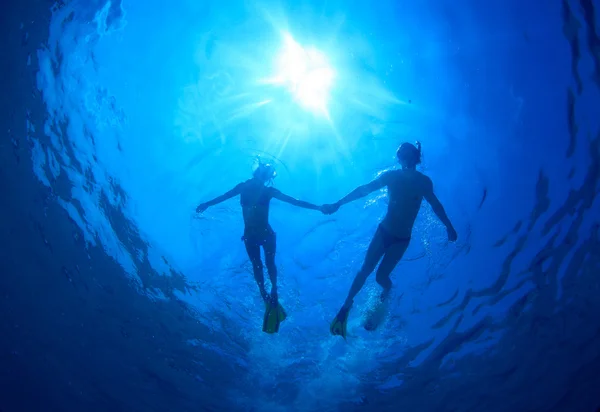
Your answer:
[262,300,287,334]
[330,306,351,340]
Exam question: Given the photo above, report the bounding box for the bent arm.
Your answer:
[272,189,321,210]
[336,172,389,207]
[423,179,454,229]
[202,184,242,208]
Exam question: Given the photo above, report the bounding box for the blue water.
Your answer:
[2,0,600,410]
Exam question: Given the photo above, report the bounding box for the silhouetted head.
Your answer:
[396,141,422,169]
[253,162,277,183]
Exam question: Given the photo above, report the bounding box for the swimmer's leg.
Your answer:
[375,238,409,301]
[244,239,269,302]
[262,232,278,301]
[341,227,386,309]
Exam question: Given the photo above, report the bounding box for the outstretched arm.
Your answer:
[335,172,390,207]
[423,177,457,241]
[271,189,321,211]
[196,183,242,213]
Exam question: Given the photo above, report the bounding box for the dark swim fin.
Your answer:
[262,300,287,334]
[330,306,351,340]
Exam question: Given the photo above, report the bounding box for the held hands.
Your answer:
[320,203,340,215]
[447,226,458,242]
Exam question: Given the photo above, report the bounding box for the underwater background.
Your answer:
[2,0,600,411]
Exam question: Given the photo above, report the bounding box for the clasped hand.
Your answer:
[320,203,340,215]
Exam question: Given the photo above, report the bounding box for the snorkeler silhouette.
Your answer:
[196,161,325,333]
[323,142,457,339]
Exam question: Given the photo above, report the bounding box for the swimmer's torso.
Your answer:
[380,169,430,239]
[240,180,274,236]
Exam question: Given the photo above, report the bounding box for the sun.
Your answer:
[269,32,335,116]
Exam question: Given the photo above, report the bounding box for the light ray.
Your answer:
[267,32,335,116]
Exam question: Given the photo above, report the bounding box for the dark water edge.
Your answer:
[1,2,223,412]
